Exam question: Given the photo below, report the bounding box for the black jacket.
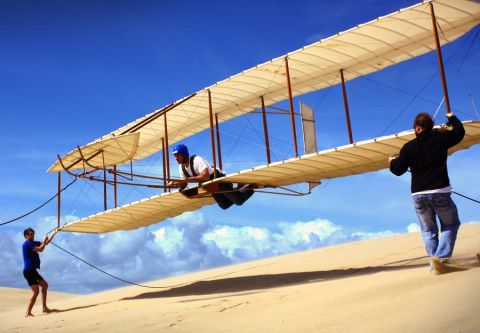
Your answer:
[390,116,465,193]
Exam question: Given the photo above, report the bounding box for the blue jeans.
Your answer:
[413,193,461,258]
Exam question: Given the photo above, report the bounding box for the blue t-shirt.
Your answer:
[22,240,41,270]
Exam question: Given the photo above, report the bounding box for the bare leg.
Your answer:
[39,280,51,313]
[25,285,39,318]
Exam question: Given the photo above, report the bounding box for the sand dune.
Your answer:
[1,223,479,333]
[0,288,75,313]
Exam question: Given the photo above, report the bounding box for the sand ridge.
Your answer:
[0,223,479,333]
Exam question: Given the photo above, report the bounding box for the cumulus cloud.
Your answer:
[0,212,411,294]
[407,223,421,233]
[350,230,397,240]
[201,218,347,261]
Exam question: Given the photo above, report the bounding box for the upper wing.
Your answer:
[49,0,480,172]
[59,121,480,233]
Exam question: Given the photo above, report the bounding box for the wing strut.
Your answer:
[208,90,218,177]
[285,57,299,157]
[260,96,272,164]
[215,113,223,170]
[430,2,451,115]
[340,69,354,144]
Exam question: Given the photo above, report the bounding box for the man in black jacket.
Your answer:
[389,112,465,264]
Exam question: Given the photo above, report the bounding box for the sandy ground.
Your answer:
[0,288,75,313]
[1,223,479,333]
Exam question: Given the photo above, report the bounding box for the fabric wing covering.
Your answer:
[48,133,140,172]
[49,0,480,172]
[59,121,480,233]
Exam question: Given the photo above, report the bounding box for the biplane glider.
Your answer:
[50,0,480,233]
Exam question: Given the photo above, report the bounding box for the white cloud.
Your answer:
[407,222,421,233]
[0,212,414,294]
[350,230,397,240]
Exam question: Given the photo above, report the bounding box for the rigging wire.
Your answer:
[456,26,480,73]
[469,94,480,119]
[376,25,478,135]
[311,74,336,112]
[65,179,91,218]
[220,128,288,161]
[224,118,250,162]
[243,113,285,161]
[223,59,287,163]
[0,178,77,226]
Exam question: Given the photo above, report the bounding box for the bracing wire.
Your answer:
[0,178,77,226]
[377,25,478,135]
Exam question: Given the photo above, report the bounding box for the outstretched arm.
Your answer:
[389,145,410,176]
[168,169,210,187]
[444,113,465,148]
[33,229,58,253]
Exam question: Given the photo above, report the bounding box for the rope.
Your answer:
[50,241,275,290]
[404,170,480,205]
[452,191,480,204]
[50,241,173,289]
[0,178,78,226]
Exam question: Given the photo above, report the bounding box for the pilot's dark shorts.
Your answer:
[23,269,44,286]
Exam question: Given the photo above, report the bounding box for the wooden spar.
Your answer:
[102,151,107,211]
[76,146,102,170]
[285,57,299,157]
[430,2,451,114]
[164,113,170,191]
[112,169,167,181]
[64,149,104,171]
[208,90,217,177]
[78,175,166,189]
[57,172,61,228]
[113,165,118,208]
[161,137,166,193]
[215,113,223,170]
[260,96,272,164]
[252,110,301,116]
[57,155,83,178]
[340,69,354,144]
[268,105,291,113]
[120,93,197,135]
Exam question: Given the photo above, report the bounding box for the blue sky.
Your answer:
[1,0,479,294]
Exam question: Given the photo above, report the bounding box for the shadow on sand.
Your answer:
[54,304,101,313]
[40,303,105,315]
[123,263,427,301]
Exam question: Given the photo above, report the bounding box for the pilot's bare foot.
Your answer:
[43,308,52,313]
[25,312,34,318]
